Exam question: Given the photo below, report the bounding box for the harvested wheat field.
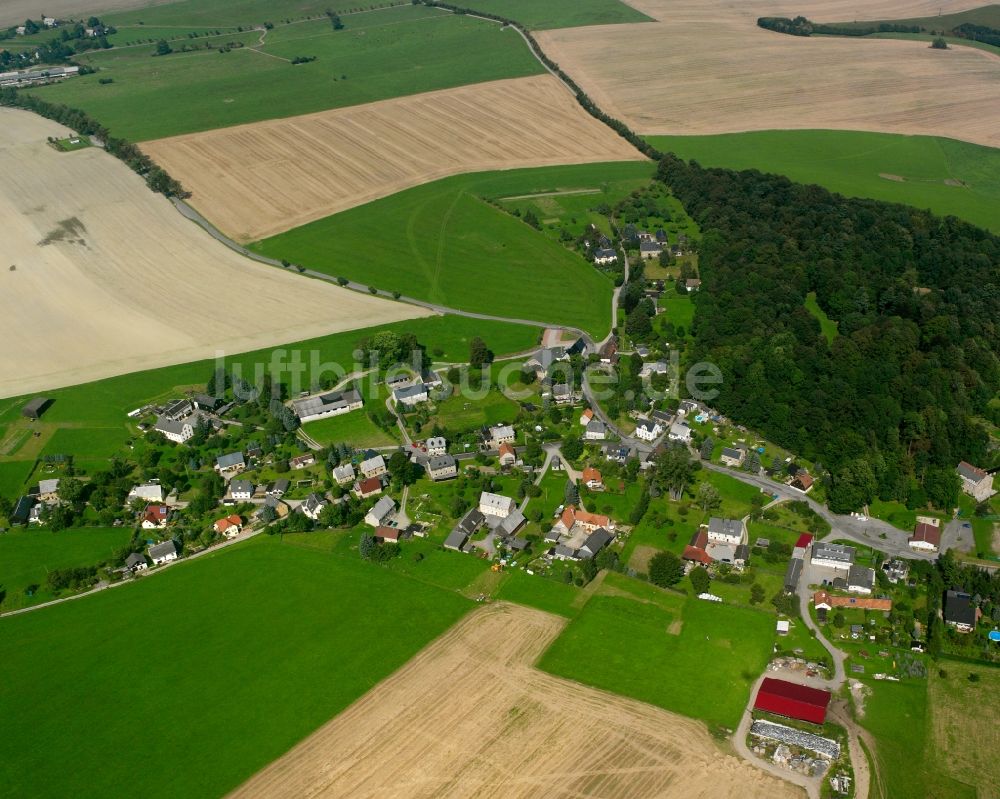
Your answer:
[0,109,428,399]
[141,75,646,242]
[0,0,173,26]
[537,0,1000,148]
[230,603,801,799]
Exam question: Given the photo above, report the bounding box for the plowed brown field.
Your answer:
[0,109,428,398]
[536,0,1000,147]
[229,603,802,799]
[141,75,646,242]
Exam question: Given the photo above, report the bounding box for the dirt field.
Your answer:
[536,0,1000,148]
[141,75,646,242]
[0,0,175,26]
[0,109,428,399]
[230,603,802,799]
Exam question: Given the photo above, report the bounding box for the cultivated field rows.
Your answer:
[141,75,646,241]
[0,110,428,399]
[536,0,1000,148]
[230,603,801,799]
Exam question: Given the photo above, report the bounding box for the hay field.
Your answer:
[0,109,428,399]
[231,602,801,799]
[0,0,174,26]
[141,75,646,242]
[536,0,1000,148]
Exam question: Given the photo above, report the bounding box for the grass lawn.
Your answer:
[0,527,132,611]
[805,291,838,343]
[454,0,652,29]
[649,130,1000,232]
[0,535,471,799]
[302,410,398,449]
[52,135,92,151]
[495,569,582,617]
[538,582,775,731]
[655,288,695,333]
[252,164,648,338]
[40,426,129,460]
[431,387,521,433]
[31,6,543,140]
[0,460,36,499]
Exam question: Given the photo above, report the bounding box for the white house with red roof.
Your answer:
[141,504,170,529]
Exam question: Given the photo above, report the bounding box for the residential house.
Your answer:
[847,565,876,595]
[583,467,604,491]
[524,347,566,380]
[426,454,457,481]
[707,517,745,545]
[359,455,387,479]
[446,508,485,551]
[720,446,745,467]
[651,409,674,426]
[374,526,401,544]
[193,394,221,412]
[125,552,147,573]
[593,248,617,265]
[479,491,516,519]
[813,590,892,612]
[551,382,579,405]
[332,463,356,486]
[683,528,712,566]
[444,529,468,551]
[128,482,164,504]
[791,472,814,492]
[943,590,979,633]
[909,519,942,553]
[148,540,178,566]
[598,339,618,364]
[215,452,245,474]
[365,496,396,527]
[36,478,60,502]
[566,337,587,358]
[290,453,316,470]
[639,241,662,260]
[811,542,855,572]
[141,505,169,530]
[684,279,702,293]
[668,420,692,444]
[489,425,516,448]
[498,443,517,467]
[229,480,255,501]
[266,479,290,498]
[393,383,429,407]
[734,544,750,571]
[957,461,994,502]
[635,418,663,442]
[163,399,194,421]
[355,477,383,499]
[578,527,613,559]
[426,436,447,456]
[154,416,196,444]
[214,514,243,538]
[301,493,329,521]
[585,418,607,440]
[292,388,364,423]
[639,360,668,378]
[554,506,614,536]
[882,559,909,584]
[580,408,594,426]
[603,444,630,463]
[498,508,528,538]
[655,229,668,244]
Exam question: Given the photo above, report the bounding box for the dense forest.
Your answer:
[659,157,1000,513]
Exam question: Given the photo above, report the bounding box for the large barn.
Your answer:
[753,678,831,725]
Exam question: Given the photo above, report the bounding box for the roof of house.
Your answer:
[581,409,594,422]
[444,528,468,550]
[143,505,169,524]
[793,472,814,489]
[639,241,661,252]
[754,677,831,725]
[499,509,527,536]
[816,593,892,611]
[148,540,177,559]
[735,543,750,561]
[480,492,515,514]
[581,527,613,556]
[812,542,855,564]
[683,545,712,565]
[685,278,702,288]
[292,388,362,418]
[957,460,988,482]
[582,467,602,483]
[586,418,607,434]
[784,558,803,589]
[216,451,244,470]
[847,565,875,590]
[360,455,385,472]
[708,517,743,539]
[944,590,977,626]
[594,247,617,259]
[37,478,59,495]
[491,424,515,439]
[498,442,516,458]
[457,508,485,535]
[154,416,192,436]
[394,383,428,401]
[720,446,742,460]
[911,522,942,547]
[333,463,355,479]
[214,514,242,531]
[375,526,400,542]
[367,496,395,520]
[302,492,326,513]
[358,476,382,494]
[636,419,660,434]
[230,480,254,494]
[125,552,146,568]
[426,436,447,449]
[427,454,456,472]
[689,528,709,549]
[269,478,290,494]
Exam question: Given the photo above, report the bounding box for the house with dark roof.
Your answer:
[811,542,854,571]
[593,247,617,265]
[943,590,979,633]
[266,479,290,498]
[720,446,745,467]
[215,451,245,474]
[957,461,994,502]
[301,493,328,521]
[229,480,255,501]
[909,520,941,553]
[426,454,457,481]
[578,528,613,559]
[364,496,396,527]
[683,528,712,566]
[707,517,745,545]
[292,388,363,423]
[846,565,875,594]
[784,558,803,593]
[11,496,34,525]
[393,383,429,407]
[124,552,147,573]
[639,240,662,260]
[148,540,178,566]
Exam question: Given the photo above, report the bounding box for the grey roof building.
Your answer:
[812,542,855,569]
[292,388,363,422]
[784,558,803,593]
[216,451,245,471]
[444,528,469,551]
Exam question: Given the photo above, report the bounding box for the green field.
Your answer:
[303,409,398,448]
[31,6,544,140]
[454,0,652,29]
[254,164,659,337]
[495,569,582,617]
[0,535,471,798]
[538,576,775,731]
[805,291,838,343]
[103,0,399,28]
[650,130,1000,232]
[0,527,132,611]
[432,388,521,432]
[0,460,36,498]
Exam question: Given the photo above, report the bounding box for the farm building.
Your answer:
[811,542,854,571]
[784,558,803,593]
[753,678,831,725]
[909,520,941,552]
[292,388,363,423]
[21,397,51,419]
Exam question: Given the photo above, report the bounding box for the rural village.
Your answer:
[1,1,999,798]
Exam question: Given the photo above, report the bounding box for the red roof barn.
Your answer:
[753,677,830,724]
[795,533,814,549]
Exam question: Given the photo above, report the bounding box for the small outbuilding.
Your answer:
[22,397,51,420]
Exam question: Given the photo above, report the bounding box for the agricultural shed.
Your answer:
[754,678,830,725]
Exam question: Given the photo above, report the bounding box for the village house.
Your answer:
[354,477,383,499]
[445,508,485,551]
[301,492,328,521]
[813,590,892,613]
[128,482,164,504]
[639,241,661,260]
[148,540,178,566]
[154,415,196,444]
[598,339,618,365]
[359,454,387,479]
[791,471,814,492]
[909,518,941,553]
[124,552,147,573]
[498,443,517,467]
[36,478,60,503]
[593,247,617,265]
[603,444,631,463]
[554,506,614,535]
[551,382,580,405]
[393,382,430,408]
[668,419,692,444]
[290,453,316,470]
[332,463,355,486]
[163,399,194,421]
[266,479,290,498]
[956,461,994,502]
[784,558,803,593]
[489,424,516,448]
[214,514,243,539]
[141,504,170,530]
[215,452,245,474]
[583,467,604,491]
[720,446,745,467]
[10,496,34,526]
[639,360,668,378]
[365,496,396,527]
[479,491,516,519]
[553,526,614,561]
[683,528,712,566]
[292,388,363,423]
[426,454,457,481]
[635,418,663,442]
[373,526,401,544]
[524,347,566,380]
[229,480,255,501]
[811,542,855,572]
[846,565,876,594]
[425,436,447,456]
[580,408,594,426]
[585,418,607,440]
[193,394,222,412]
[943,590,979,633]
[707,517,745,545]
[684,278,702,293]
